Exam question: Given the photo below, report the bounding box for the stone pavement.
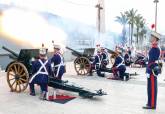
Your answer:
[0,62,165,114]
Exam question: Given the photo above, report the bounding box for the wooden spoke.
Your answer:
[19,73,26,78]
[10,68,15,74]
[84,60,88,64]
[78,59,81,64]
[9,78,15,81]
[18,80,26,88]
[19,80,23,84]
[9,72,15,77]
[17,65,20,73]
[80,58,83,63]
[17,81,21,92]
[14,65,18,74]
[20,78,27,82]
[11,80,16,87]
[19,67,24,75]
[82,58,85,63]
[15,82,18,91]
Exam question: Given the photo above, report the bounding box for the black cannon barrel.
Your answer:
[66,46,83,57]
[8,54,18,60]
[105,48,116,55]
[2,46,19,58]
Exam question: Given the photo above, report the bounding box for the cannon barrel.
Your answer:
[8,54,18,60]
[105,48,116,55]
[2,46,19,58]
[66,46,83,57]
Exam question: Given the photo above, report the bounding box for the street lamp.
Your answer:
[153,0,159,32]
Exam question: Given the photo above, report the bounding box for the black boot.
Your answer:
[142,106,156,109]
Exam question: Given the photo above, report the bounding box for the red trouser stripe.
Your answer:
[151,74,155,107]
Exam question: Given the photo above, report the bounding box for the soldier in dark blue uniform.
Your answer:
[112,50,127,80]
[92,48,105,77]
[128,47,131,57]
[51,45,65,80]
[29,48,52,100]
[101,47,109,68]
[143,31,161,110]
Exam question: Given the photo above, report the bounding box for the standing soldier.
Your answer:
[143,31,161,109]
[51,45,65,80]
[29,47,52,100]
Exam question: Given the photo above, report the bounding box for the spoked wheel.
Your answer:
[110,54,116,65]
[74,57,91,75]
[6,62,29,93]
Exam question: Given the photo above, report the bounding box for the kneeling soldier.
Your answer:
[92,48,105,77]
[112,50,127,80]
[101,47,109,68]
[29,47,52,100]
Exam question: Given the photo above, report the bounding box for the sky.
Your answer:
[0,0,164,34]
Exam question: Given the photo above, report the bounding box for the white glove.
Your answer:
[146,73,150,78]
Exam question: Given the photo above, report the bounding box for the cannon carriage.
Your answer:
[2,46,39,92]
[66,47,95,75]
[2,46,106,98]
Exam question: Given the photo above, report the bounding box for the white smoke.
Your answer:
[1,8,67,52]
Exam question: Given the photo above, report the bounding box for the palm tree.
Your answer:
[115,12,128,46]
[134,14,143,44]
[125,8,137,45]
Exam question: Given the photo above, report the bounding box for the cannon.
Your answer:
[66,47,95,75]
[2,46,106,98]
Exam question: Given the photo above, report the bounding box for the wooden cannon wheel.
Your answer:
[74,57,91,75]
[110,54,116,65]
[6,62,29,93]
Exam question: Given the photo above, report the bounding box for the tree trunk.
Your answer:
[136,28,139,44]
[131,24,134,45]
[129,24,131,46]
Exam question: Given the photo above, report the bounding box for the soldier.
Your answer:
[92,48,105,77]
[101,47,109,68]
[29,48,52,100]
[128,47,132,58]
[143,31,161,109]
[112,50,127,80]
[51,45,65,80]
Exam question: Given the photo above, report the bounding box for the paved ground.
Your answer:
[0,62,165,114]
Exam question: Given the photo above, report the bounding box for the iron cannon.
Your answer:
[66,46,95,75]
[2,46,106,98]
